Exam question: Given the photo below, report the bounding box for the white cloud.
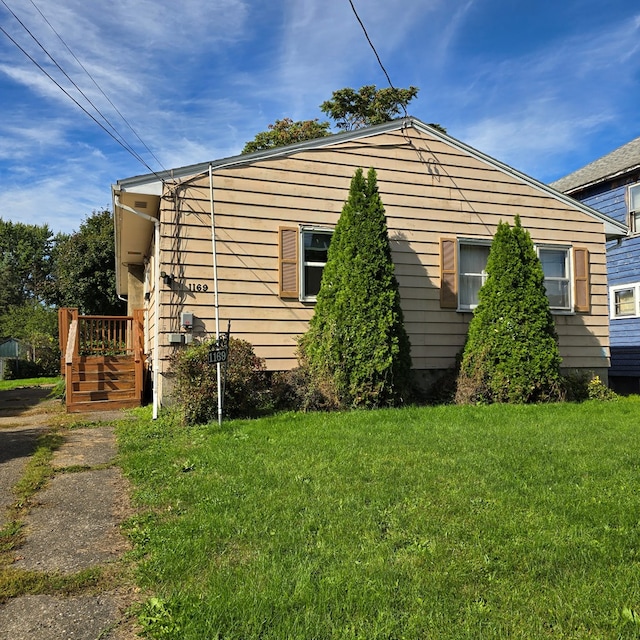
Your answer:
[442,12,640,178]
[2,172,111,234]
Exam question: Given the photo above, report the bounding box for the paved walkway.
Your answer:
[0,387,138,639]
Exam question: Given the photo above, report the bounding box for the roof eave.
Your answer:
[113,116,628,242]
[561,163,640,196]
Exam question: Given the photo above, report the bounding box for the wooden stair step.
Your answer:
[73,363,136,374]
[66,398,142,413]
[72,381,135,393]
[72,388,137,401]
[73,371,134,381]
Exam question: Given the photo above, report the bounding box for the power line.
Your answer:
[0,0,164,177]
[27,0,166,173]
[347,0,408,119]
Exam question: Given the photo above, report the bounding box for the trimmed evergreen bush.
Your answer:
[300,167,412,409]
[456,216,562,404]
[170,337,270,425]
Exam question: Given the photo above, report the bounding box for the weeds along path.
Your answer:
[0,386,139,639]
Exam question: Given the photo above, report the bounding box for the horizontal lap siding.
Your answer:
[610,346,640,376]
[155,128,609,373]
[577,182,640,357]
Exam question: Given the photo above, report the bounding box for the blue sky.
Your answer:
[1,0,639,234]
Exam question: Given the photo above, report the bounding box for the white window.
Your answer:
[610,283,640,319]
[458,241,491,310]
[630,183,640,234]
[454,241,573,312]
[300,227,333,301]
[538,247,571,311]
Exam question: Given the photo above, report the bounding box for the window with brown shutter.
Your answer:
[440,237,458,309]
[573,247,590,313]
[278,226,299,298]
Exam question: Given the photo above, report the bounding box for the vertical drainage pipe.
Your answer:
[209,164,223,426]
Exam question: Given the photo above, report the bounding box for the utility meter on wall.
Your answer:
[181,312,194,330]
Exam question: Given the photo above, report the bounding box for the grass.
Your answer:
[117,400,640,639]
[0,376,61,391]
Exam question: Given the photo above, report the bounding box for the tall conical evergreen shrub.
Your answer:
[301,167,412,408]
[455,216,562,404]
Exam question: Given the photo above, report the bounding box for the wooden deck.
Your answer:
[59,308,145,413]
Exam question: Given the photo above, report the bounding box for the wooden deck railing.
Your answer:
[59,307,145,410]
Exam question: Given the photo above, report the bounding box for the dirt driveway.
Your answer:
[0,385,61,427]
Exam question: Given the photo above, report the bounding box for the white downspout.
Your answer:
[209,164,223,425]
[115,195,161,420]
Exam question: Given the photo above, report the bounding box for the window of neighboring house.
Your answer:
[458,241,491,310]
[538,246,571,311]
[630,183,640,234]
[610,283,640,318]
[300,227,333,301]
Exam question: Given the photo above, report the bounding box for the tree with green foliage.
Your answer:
[242,118,331,154]
[0,301,59,375]
[455,216,562,404]
[320,84,420,131]
[0,218,54,309]
[242,84,444,153]
[51,209,125,315]
[301,167,412,408]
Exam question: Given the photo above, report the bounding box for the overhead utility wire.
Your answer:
[0,0,152,172]
[0,1,162,177]
[27,0,166,173]
[347,0,409,119]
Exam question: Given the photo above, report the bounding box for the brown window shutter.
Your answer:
[573,247,590,313]
[279,226,299,298]
[440,237,458,309]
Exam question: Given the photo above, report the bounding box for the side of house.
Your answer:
[551,137,640,393]
[114,118,626,406]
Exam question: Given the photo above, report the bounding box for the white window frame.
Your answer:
[457,239,491,311]
[610,282,640,319]
[537,245,572,312]
[299,226,333,302]
[629,183,640,234]
[455,241,575,313]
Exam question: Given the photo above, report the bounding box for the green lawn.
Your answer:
[0,377,60,391]
[117,400,640,639]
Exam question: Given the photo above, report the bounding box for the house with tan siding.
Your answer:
[112,117,627,408]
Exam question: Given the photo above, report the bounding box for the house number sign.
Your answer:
[188,283,209,292]
[208,322,231,365]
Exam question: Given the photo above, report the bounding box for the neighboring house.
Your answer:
[113,117,626,408]
[551,137,640,393]
[0,337,29,380]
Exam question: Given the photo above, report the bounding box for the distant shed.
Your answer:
[0,338,30,380]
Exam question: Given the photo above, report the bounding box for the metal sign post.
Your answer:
[208,321,231,424]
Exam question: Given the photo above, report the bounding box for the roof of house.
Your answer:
[113,117,628,295]
[114,116,627,234]
[551,136,640,194]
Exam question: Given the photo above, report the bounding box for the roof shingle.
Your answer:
[551,136,640,194]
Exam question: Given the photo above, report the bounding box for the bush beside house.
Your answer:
[455,216,563,404]
[300,167,412,409]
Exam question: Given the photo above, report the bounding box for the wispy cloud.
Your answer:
[1,1,639,232]
[446,12,640,179]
